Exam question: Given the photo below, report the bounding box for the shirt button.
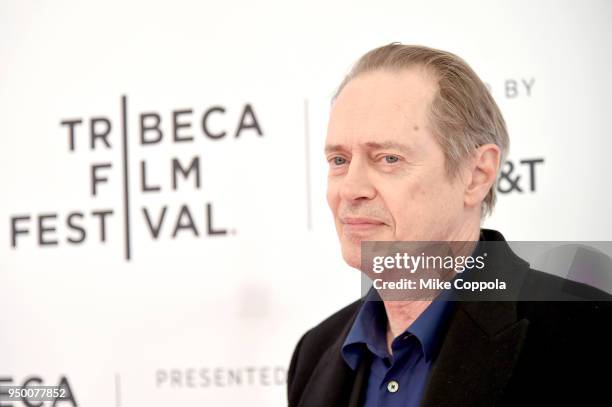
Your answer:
[387,380,400,393]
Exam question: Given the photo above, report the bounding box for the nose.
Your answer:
[339,157,376,202]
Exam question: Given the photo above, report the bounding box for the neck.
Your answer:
[382,225,481,355]
[383,300,432,355]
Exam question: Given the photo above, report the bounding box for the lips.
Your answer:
[341,217,386,234]
[342,217,385,225]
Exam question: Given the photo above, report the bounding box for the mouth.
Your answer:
[341,217,386,235]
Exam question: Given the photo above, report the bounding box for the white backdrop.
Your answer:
[1,0,611,405]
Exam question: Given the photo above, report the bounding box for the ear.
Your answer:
[463,144,501,210]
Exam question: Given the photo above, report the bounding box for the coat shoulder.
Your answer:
[293,297,363,362]
[287,298,363,405]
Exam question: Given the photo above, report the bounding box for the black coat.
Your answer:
[287,229,612,406]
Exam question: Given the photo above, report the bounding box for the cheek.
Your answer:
[383,178,456,237]
[392,187,429,225]
[377,182,423,228]
[392,181,430,210]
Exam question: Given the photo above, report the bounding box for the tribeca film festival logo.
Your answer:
[9,95,263,260]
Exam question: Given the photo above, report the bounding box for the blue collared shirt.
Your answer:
[341,287,456,406]
[341,238,484,406]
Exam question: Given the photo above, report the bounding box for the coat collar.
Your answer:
[421,229,532,406]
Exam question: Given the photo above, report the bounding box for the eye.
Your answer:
[383,155,400,164]
[330,156,347,166]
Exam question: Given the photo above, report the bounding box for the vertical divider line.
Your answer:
[115,373,121,407]
[121,95,132,260]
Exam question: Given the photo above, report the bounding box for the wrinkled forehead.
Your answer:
[326,69,438,151]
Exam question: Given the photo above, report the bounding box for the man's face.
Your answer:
[325,68,469,269]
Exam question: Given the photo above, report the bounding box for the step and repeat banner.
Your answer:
[1,0,611,406]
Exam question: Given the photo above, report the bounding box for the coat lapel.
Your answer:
[347,352,371,407]
[421,300,529,407]
[421,229,532,406]
[297,301,369,407]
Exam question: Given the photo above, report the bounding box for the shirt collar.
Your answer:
[341,287,389,370]
[341,236,485,370]
[341,287,455,370]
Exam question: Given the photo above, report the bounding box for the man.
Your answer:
[287,43,612,406]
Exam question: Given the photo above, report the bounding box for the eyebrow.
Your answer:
[324,141,414,156]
